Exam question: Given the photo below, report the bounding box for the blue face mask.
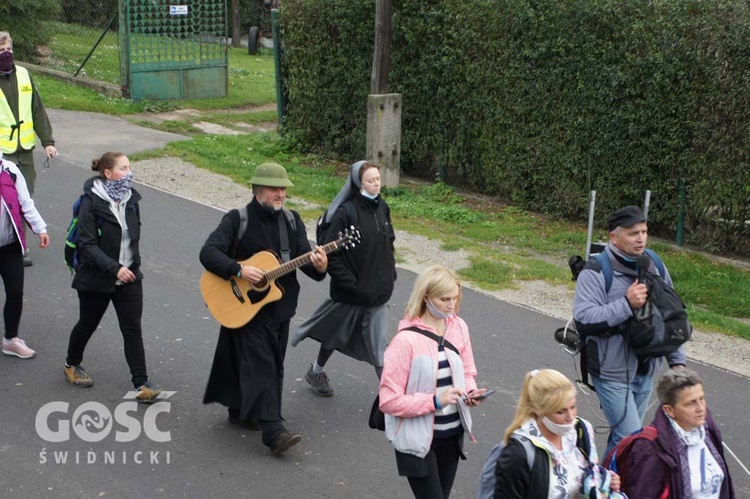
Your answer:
[426,298,452,320]
[360,188,378,200]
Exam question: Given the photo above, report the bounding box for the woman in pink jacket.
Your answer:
[379,265,488,498]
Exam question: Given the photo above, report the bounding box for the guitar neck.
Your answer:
[264,239,344,281]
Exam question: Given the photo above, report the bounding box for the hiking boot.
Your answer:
[227,409,261,431]
[23,254,33,267]
[135,380,162,403]
[64,363,93,387]
[305,364,334,397]
[2,337,36,359]
[270,431,302,456]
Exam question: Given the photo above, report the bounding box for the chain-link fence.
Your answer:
[27,0,122,85]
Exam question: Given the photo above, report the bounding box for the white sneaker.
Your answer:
[2,337,36,359]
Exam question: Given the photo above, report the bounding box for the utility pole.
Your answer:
[370,0,392,94]
[231,0,241,48]
[367,0,402,187]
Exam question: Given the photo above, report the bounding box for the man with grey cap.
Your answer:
[200,162,328,456]
[573,205,686,459]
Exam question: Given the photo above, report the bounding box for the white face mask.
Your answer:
[425,298,452,320]
[360,188,378,200]
[541,416,575,436]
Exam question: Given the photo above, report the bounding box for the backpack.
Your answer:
[581,249,689,360]
[603,425,659,492]
[315,201,358,246]
[64,194,103,275]
[477,418,591,499]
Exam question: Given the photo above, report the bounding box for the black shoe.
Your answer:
[270,431,302,456]
[228,414,261,431]
[23,255,32,267]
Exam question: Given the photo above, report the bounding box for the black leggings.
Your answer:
[66,282,148,388]
[405,436,462,499]
[0,243,24,339]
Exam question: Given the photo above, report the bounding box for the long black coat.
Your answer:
[200,198,325,420]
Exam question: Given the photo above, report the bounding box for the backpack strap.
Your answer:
[593,252,614,294]
[574,418,592,463]
[341,200,358,228]
[400,325,459,356]
[593,249,665,294]
[511,435,536,471]
[282,207,297,233]
[644,248,666,278]
[232,206,249,258]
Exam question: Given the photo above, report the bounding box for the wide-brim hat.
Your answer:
[248,162,294,188]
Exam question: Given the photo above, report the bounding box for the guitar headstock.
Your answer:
[337,226,362,250]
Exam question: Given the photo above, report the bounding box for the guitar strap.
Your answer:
[278,214,291,263]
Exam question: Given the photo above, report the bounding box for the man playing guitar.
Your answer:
[200,162,328,456]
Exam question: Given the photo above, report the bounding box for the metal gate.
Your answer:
[119,0,228,100]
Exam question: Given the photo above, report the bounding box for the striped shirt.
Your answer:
[434,344,462,438]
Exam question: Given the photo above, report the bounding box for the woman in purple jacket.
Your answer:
[625,369,734,498]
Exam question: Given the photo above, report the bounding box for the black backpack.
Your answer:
[315,201,358,246]
[625,270,691,358]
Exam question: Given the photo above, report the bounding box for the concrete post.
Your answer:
[366,93,402,187]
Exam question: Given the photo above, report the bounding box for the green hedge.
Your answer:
[1,0,61,59]
[280,0,750,255]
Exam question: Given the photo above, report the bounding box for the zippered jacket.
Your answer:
[573,245,686,382]
[72,176,142,293]
[379,315,479,458]
[0,159,46,252]
[625,408,734,499]
[325,193,396,306]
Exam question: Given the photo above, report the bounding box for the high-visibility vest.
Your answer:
[0,66,36,153]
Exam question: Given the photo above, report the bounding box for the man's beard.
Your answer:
[260,201,282,212]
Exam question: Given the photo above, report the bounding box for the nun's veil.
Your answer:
[323,160,367,224]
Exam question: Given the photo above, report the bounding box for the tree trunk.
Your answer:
[371,0,392,94]
[231,0,241,48]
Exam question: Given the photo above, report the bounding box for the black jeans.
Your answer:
[66,282,148,388]
[0,242,24,339]
[403,435,462,499]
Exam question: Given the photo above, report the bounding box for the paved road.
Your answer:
[1,111,748,498]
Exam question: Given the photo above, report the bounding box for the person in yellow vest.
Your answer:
[0,31,58,266]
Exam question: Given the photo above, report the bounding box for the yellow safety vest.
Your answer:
[0,66,36,153]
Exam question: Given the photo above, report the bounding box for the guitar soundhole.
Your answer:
[252,276,269,290]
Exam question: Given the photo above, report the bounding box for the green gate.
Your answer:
[119,0,228,100]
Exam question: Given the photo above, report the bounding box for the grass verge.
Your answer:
[133,133,750,340]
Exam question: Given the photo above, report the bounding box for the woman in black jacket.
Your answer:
[494,369,623,498]
[63,152,161,402]
[291,161,396,396]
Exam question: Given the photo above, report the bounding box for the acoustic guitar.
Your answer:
[200,227,361,328]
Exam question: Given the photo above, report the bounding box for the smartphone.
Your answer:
[464,389,495,402]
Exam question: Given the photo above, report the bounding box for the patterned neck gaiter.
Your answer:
[103,172,133,202]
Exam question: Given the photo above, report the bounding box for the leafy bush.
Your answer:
[280,0,750,255]
[2,0,61,59]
